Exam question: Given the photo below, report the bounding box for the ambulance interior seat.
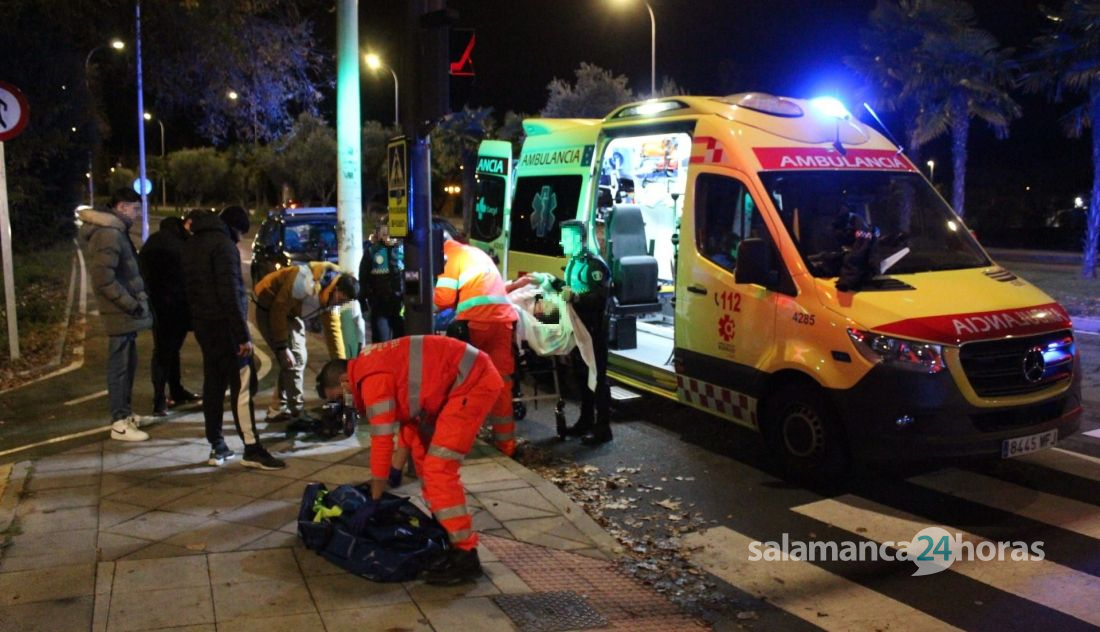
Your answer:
[605,204,662,315]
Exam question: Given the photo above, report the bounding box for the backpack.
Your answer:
[297,483,449,582]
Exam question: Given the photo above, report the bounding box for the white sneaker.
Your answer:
[111,417,149,442]
[132,414,154,428]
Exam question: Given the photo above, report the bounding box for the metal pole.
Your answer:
[0,142,18,359]
[645,2,655,97]
[335,0,363,273]
[158,119,165,209]
[135,0,149,241]
[390,67,400,127]
[84,46,102,207]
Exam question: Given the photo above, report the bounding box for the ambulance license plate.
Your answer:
[1001,429,1058,459]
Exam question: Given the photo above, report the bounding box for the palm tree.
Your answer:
[1020,0,1100,278]
[847,1,1020,216]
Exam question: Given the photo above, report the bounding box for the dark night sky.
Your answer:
[351,0,1090,205]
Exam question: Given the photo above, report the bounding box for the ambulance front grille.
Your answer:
[958,329,1074,398]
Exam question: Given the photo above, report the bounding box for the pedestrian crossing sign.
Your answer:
[387,137,408,237]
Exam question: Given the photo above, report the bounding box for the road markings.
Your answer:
[1017,448,1100,483]
[1082,429,1100,439]
[0,426,109,458]
[63,389,108,406]
[682,526,960,631]
[910,469,1100,540]
[792,495,1100,628]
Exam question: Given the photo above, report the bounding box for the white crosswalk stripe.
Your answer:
[791,494,1100,627]
[910,468,1100,540]
[683,527,962,631]
[1017,448,1100,483]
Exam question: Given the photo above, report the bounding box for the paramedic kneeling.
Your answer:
[317,336,504,585]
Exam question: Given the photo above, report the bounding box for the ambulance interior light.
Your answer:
[810,96,851,119]
[613,100,684,119]
[722,93,803,118]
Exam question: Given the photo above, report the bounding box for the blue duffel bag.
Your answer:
[297,482,449,582]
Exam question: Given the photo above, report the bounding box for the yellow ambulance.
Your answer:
[472,93,1081,474]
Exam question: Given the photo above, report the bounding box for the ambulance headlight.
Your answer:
[847,329,945,374]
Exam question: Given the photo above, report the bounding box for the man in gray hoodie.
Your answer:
[77,189,154,441]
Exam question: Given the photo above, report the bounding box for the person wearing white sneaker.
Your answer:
[77,189,154,444]
[111,416,149,442]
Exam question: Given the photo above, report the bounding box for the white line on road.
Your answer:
[1017,447,1100,483]
[910,468,1100,540]
[792,495,1100,627]
[63,389,108,406]
[682,526,961,631]
[0,425,110,458]
[1082,429,1100,439]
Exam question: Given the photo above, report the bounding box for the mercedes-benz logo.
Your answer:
[1022,347,1046,383]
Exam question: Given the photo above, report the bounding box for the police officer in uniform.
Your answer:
[557,220,613,445]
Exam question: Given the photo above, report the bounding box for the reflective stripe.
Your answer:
[366,399,395,418]
[447,529,473,544]
[435,277,459,290]
[369,422,399,436]
[493,431,515,442]
[452,345,481,390]
[408,336,423,417]
[457,268,481,288]
[427,445,466,462]
[435,504,469,521]
[456,294,511,314]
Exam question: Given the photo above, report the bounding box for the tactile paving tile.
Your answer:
[493,590,608,632]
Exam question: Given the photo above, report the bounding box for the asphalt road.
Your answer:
[511,334,1100,631]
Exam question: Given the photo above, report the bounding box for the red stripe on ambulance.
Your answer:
[874,302,1072,345]
[753,147,916,171]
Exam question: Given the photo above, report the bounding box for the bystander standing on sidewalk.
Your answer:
[77,189,154,442]
[182,205,285,470]
[138,216,201,416]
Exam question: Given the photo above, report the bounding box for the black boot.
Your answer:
[564,416,593,437]
[581,424,612,445]
[153,392,168,417]
[423,548,482,585]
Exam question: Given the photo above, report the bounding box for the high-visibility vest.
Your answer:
[433,240,517,323]
[348,336,487,479]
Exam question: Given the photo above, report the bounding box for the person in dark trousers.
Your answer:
[76,189,154,442]
[558,220,613,445]
[138,216,200,416]
[182,205,284,470]
[358,211,404,342]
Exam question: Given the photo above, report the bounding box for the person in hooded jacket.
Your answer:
[182,206,284,470]
[138,216,200,416]
[77,189,154,442]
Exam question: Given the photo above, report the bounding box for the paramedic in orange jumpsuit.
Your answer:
[317,336,504,585]
[432,220,519,457]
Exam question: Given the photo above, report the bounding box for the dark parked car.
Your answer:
[250,206,339,287]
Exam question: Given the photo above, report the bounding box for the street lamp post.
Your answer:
[611,0,656,97]
[144,112,165,209]
[927,159,935,184]
[365,53,399,126]
[83,38,125,206]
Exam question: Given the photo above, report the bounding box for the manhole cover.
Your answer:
[493,591,607,632]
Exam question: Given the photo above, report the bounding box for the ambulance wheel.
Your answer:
[513,401,527,421]
[765,384,850,480]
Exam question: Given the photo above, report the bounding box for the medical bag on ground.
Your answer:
[297,483,449,582]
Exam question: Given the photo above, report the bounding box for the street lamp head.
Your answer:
[364,53,382,71]
[926,160,935,168]
[227,90,239,101]
[143,112,152,121]
[110,39,125,50]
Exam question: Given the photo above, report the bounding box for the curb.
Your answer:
[0,461,30,537]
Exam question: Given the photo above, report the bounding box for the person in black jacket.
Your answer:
[139,216,200,416]
[182,206,284,470]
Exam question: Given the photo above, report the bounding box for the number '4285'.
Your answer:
[792,312,815,326]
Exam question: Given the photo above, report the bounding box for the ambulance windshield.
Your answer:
[760,170,989,276]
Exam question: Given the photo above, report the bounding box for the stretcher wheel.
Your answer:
[513,401,527,420]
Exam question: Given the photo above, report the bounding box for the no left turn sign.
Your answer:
[0,81,30,142]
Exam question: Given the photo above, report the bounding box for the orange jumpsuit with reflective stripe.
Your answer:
[348,336,504,551]
[434,239,519,456]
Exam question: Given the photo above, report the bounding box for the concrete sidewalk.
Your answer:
[0,408,707,632]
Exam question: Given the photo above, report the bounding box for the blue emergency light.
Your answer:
[809,96,851,119]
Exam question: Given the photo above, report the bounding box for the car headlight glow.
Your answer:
[847,328,946,374]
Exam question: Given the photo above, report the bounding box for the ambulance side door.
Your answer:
[676,169,778,396]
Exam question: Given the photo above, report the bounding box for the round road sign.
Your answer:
[0,81,30,142]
